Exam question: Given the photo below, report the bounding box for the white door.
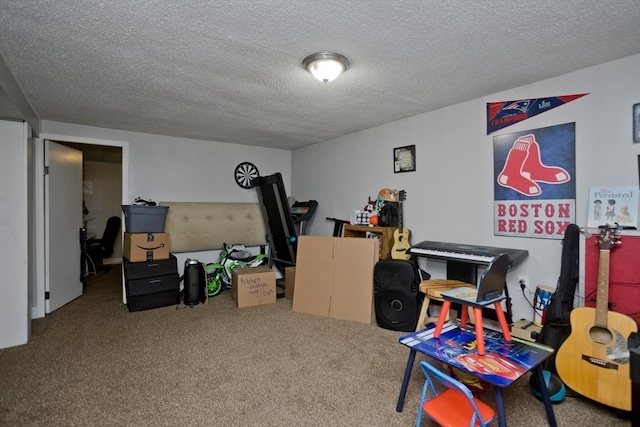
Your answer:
[45,140,83,313]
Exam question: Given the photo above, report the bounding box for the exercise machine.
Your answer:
[252,172,298,274]
[290,200,318,235]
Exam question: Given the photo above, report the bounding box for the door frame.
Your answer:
[33,134,129,319]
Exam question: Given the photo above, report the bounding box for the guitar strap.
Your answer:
[536,223,580,373]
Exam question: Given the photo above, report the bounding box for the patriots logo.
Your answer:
[502,101,530,114]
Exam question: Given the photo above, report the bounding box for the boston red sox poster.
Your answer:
[493,123,576,239]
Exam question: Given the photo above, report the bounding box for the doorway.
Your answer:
[59,142,124,262]
[34,134,129,320]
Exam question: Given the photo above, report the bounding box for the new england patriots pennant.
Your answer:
[487,94,587,134]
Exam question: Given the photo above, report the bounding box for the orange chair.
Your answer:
[416,360,495,427]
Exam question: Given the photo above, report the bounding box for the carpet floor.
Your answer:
[0,265,632,426]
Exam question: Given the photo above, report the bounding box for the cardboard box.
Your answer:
[285,267,296,301]
[231,266,276,308]
[292,236,378,324]
[123,232,170,262]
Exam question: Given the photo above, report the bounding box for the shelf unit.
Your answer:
[123,254,180,311]
[343,225,397,260]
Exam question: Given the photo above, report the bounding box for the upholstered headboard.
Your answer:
[159,202,267,253]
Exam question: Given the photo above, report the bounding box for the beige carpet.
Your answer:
[0,265,632,426]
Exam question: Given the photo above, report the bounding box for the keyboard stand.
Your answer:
[413,256,514,325]
[407,240,528,325]
[447,260,477,283]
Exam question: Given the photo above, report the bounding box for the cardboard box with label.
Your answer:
[231,266,276,308]
[292,236,379,324]
[123,232,170,262]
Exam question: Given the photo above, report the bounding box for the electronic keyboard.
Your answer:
[408,240,529,269]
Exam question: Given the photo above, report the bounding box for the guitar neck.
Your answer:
[398,202,403,232]
[595,249,610,328]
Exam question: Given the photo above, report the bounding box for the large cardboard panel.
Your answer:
[330,238,378,323]
[123,232,170,262]
[231,266,276,308]
[292,236,378,324]
[292,236,333,317]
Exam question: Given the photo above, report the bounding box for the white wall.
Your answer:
[0,120,30,348]
[292,54,640,321]
[39,122,293,269]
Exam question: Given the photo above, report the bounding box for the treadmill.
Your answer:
[290,200,318,236]
[252,173,298,274]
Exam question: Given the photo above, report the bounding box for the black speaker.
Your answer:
[183,259,206,306]
[378,201,398,227]
[373,259,418,332]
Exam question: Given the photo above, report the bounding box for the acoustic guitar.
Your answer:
[391,190,411,260]
[555,225,637,411]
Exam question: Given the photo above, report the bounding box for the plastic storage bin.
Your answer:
[121,205,169,232]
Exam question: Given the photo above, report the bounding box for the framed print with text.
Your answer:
[634,103,640,143]
[394,145,416,173]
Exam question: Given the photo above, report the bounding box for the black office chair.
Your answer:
[87,216,121,272]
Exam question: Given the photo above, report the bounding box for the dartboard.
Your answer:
[234,162,259,188]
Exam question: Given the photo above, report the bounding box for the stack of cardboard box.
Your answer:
[121,205,179,311]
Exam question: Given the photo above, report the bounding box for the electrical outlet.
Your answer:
[518,275,529,289]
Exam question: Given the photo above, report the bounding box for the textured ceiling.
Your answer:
[1,1,639,150]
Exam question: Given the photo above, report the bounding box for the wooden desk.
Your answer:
[343,225,396,259]
[396,323,557,427]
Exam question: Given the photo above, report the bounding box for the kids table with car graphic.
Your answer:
[395,322,557,427]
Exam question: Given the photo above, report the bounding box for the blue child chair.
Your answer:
[416,360,495,426]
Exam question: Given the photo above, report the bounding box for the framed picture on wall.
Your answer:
[393,145,416,173]
[634,103,640,143]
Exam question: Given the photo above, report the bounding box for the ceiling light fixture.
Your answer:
[302,52,350,83]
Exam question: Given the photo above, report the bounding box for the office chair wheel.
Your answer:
[234,162,259,188]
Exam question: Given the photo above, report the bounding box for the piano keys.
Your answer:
[408,240,529,269]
